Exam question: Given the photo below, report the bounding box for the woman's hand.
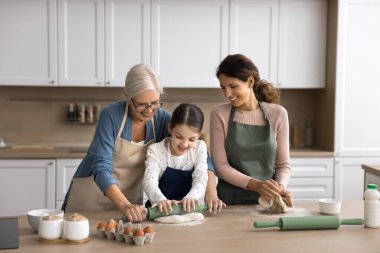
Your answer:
[248,178,282,199]
[279,184,293,207]
[123,203,147,222]
[155,199,180,215]
[181,198,199,212]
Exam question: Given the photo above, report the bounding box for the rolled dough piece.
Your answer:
[154,212,204,224]
[258,196,289,213]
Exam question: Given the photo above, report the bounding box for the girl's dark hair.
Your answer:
[170,103,204,133]
[216,54,281,104]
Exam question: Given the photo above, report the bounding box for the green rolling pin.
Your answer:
[122,204,208,221]
[254,216,364,231]
[147,204,208,220]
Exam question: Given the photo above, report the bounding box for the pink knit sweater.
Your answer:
[210,102,291,189]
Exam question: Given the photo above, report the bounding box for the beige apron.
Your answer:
[65,103,155,212]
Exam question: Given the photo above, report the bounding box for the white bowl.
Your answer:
[319,198,342,215]
[27,209,64,232]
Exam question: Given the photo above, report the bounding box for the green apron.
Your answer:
[217,102,277,205]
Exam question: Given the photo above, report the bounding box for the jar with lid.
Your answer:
[86,105,94,123]
[364,184,380,228]
[78,104,86,123]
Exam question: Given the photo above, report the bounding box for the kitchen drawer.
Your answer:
[290,158,333,177]
[287,177,333,199]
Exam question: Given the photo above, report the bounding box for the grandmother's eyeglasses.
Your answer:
[131,99,163,111]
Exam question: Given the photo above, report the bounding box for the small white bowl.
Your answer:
[27,209,64,232]
[319,198,342,215]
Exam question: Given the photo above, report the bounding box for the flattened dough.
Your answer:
[154,212,204,224]
[258,196,289,213]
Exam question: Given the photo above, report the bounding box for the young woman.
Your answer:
[143,103,208,214]
[207,54,293,207]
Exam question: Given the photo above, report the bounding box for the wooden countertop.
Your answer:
[4,201,380,253]
[0,146,87,159]
[362,164,380,176]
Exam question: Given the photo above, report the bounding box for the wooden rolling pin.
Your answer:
[254,216,363,230]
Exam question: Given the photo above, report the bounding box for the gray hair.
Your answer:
[123,64,163,101]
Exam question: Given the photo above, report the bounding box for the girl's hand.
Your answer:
[255,179,282,199]
[204,189,226,214]
[181,198,198,212]
[155,199,179,215]
[123,203,147,222]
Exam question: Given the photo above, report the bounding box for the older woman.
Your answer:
[62,64,171,221]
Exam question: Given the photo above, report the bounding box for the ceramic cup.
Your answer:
[63,217,89,241]
[38,216,63,240]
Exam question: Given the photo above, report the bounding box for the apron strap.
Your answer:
[117,102,129,138]
[258,101,270,124]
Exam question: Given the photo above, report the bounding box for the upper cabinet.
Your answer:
[0,0,57,86]
[58,0,150,87]
[58,0,105,86]
[278,0,327,88]
[230,0,279,83]
[105,0,150,87]
[151,0,229,88]
[230,0,327,88]
[0,0,328,88]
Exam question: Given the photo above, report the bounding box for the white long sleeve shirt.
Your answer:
[143,138,208,205]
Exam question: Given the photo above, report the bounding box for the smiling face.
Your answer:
[168,123,200,156]
[218,73,256,111]
[129,90,161,122]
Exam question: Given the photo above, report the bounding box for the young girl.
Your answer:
[143,103,208,214]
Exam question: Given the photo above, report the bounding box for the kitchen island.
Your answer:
[3,201,380,253]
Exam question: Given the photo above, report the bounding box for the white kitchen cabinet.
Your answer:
[56,159,81,209]
[334,157,380,201]
[230,0,279,83]
[287,157,334,203]
[277,0,327,88]
[151,0,229,88]
[230,0,327,88]
[105,0,151,86]
[57,0,104,86]
[335,0,380,157]
[58,0,150,87]
[0,0,57,86]
[0,159,56,216]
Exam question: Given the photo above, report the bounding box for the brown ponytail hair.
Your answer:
[216,54,280,104]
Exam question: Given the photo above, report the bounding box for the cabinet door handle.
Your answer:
[106,81,110,85]
[50,80,55,84]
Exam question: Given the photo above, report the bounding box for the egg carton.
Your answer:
[96,219,155,246]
